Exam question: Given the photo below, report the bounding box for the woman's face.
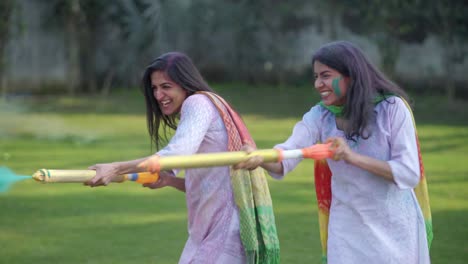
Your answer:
[313,61,350,106]
[151,71,188,115]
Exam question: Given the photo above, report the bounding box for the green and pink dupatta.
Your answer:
[199,91,281,264]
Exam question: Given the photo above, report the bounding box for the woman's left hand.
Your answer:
[84,163,120,187]
[326,137,353,163]
[233,144,263,171]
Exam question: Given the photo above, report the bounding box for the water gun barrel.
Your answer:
[32,144,333,183]
[140,143,334,173]
[156,149,282,171]
[32,169,159,184]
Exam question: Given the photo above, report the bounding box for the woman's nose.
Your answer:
[315,78,323,88]
[154,89,163,100]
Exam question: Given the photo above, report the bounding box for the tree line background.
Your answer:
[1,0,467,101]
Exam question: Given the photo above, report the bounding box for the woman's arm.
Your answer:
[328,137,394,181]
[329,98,421,188]
[87,95,216,189]
[86,157,151,186]
[235,107,322,178]
[157,95,217,156]
[142,171,186,192]
[233,145,284,175]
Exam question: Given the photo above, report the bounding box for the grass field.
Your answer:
[1,85,467,263]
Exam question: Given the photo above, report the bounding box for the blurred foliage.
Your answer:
[41,0,160,94]
[2,0,467,100]
[339,0,426,77]
[337,0,468,101]
[0,0,15,96]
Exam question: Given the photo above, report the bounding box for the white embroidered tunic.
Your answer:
[157,94,245,264]
[270,97,430,264]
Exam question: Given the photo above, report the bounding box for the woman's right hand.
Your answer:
[142,170,186,192]
[142,171,174,189]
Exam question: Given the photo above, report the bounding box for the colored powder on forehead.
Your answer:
[332,77,342,97]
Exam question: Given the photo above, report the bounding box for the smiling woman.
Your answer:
[83,52,280,264]
[235,41,433,264]
[313,61,348,106]
[141,52,215,149]
[151,71,188,116]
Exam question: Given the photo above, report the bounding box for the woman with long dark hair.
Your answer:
[86,52,280,264]
[236,41,432,263]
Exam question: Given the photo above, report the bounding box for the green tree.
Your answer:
[338,0,428,78]
[427,0,468,102]
[43,0,109,94]
[102,0,160,93]
[338,0,467,101]
[207,0,316,84]
[41,0,160,94]
[0,0,15,97]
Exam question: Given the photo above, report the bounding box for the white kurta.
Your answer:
[270,97,430,263]
[157,94,245,264]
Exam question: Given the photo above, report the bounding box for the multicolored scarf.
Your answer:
[199,91,281,264]
[315,97,433,264]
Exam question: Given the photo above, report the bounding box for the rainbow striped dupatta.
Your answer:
[199,91,280,264]
[314,98,433,263]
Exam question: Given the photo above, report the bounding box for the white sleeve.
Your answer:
[157,94,217,156]
[269,106,322,179]
[387,98,421,189]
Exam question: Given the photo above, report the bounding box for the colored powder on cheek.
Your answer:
[332,77,342,97]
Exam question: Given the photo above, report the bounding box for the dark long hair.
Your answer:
[312,41,410,140]
[141,52,215,149]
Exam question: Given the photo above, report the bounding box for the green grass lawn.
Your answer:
[1,86,467,263]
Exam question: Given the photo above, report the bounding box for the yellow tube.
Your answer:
[147,149,281,171]
[32,169,158,184]
[33,149,283,183]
